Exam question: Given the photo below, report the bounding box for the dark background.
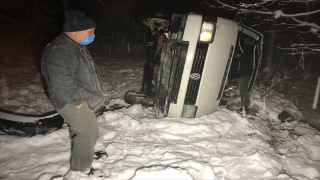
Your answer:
[0,0,319,76]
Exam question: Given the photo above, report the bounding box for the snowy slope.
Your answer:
[0,49,320,180]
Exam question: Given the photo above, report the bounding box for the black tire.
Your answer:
[0,113,64,136]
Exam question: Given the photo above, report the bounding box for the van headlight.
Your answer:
[199,22,215,43]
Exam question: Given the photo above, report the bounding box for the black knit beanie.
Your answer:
[63,10,96,32]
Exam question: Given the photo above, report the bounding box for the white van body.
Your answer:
[166,14,262,117]
[125,13,263,118]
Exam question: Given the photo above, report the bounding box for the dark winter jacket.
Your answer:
[41,33,104,110]
[229,54,253,79]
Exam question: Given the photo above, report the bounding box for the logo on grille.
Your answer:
[190,73,201,80]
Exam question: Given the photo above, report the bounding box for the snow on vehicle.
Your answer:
[125,12,263,118]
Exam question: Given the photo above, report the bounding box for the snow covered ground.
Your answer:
[0,48,320,180]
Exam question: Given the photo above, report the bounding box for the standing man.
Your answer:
[41,10,105,176]
[229,44,253,113]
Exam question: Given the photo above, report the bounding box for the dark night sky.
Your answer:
[0,0,319,35]
[0,0,319,73]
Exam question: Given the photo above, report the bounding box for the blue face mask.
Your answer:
[78,33,95,45]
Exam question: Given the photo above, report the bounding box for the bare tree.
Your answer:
[204,0,320,56]
[203,0,320,96]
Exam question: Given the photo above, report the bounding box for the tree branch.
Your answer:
[205,0,320,56]
[292,18,320,30]
[206,0,320,18]
[261,0,318,2]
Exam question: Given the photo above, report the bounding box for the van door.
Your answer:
[234,25,263,93]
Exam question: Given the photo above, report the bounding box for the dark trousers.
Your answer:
[236,76,251,108]
[57,102,99,171]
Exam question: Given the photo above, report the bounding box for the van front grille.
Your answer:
[171,41,189,103]
[184,43,209,105]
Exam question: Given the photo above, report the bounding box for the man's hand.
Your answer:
[75,104,83,109]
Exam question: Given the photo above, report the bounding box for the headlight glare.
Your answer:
[199,22,215,43]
